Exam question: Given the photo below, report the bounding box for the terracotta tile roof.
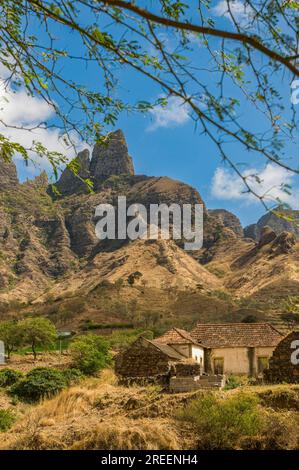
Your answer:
[156,327,199,345]
[149,339,186,360]
[191,323,283,348]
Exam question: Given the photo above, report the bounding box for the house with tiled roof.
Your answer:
[191,323,283,375]
[115,323,284,387]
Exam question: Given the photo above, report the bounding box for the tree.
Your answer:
[0,2,299,210]
[0,320,22,358]
[19,317,57,360]
[69,334,111,375]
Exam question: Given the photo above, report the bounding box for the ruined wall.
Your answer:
[265,331,299,383]
[115,337,172,379]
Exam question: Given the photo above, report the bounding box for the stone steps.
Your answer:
[169,374,225,393]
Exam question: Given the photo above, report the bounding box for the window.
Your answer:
[257,356,269,374]
[213,357,224,375]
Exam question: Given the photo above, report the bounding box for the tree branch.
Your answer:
[101,0,299,77]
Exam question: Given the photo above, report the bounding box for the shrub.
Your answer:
[178,392,262,449]
[10,367,66,403]
[0,409,15,432]
[0,368,23,387]
[69,334,111,375]
[224,375,246,390]
[62,368,84,386]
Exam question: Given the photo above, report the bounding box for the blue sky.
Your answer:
[1,1,298,228]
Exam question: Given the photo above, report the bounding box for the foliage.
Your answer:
[18,317,57,360]
[0,368,23,387]
[69,334,111,375]
[178,392,262,449]
[242,315,258,323]
[0,409,15,432]
[10,367,67,403]
[0,321,22,358]
[108,329,154,350]
[224,375,248,390]
[62,368,84,386]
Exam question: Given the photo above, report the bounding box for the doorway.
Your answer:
[213,357,224,375]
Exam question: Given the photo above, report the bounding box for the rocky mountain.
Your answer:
[0,130,299,332]
[0,159,19,191]
[55,129,134,196]
[208,209,243,237]
[244,209,299,240]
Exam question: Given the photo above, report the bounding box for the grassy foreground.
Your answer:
[0,369,299,450]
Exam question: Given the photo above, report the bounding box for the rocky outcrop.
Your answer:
[54,130,134,195]
[55,149,91,196]
[265,331,299,384]
[0,158,19,191]
[244,209,299,240]
[90,130,134,189]
[258,226,277,248]
[271,231,296,255]
[208,209,243,237]
[244,223,259,240]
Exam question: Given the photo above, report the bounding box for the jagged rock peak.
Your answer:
[54,148,91,197]
[54,130,134,196]
[244,208,299,240]
[90,129,134,189]
[208,209,243,237]
[0,157,19,191]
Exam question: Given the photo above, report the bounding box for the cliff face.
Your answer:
[208,209,243,237]
[55,149,91,197]
[0,159,19,191]
[90,129,134,189]
[55,130,134,196]
[244,210,299,240]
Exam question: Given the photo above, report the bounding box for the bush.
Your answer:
[224,375,246,390]
[178,392,262,449]
[0,368,23,387]
[62,368,84,386]
[0,409,15,432]
[69,334,111,375]
[11,367,67,403]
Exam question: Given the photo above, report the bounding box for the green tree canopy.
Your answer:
[0,1,299,207]
[0,320,22,358]
[19,317,57,359]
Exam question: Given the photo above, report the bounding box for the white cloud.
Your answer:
[213,1,254,25]
[0,69,89,177]
[147,96,190,131]
[211,164,299,209]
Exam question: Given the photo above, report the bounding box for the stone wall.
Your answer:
[175,363,202,376]
[115,337,172,379]
[265,331,299,383]
[169,374,225,393]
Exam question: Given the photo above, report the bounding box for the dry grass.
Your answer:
[0,353,72,374]
[1,374,299,450]
[0,369,191,450]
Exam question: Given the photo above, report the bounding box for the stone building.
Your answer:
[265,331,299,383]
[115,329,224,390]
[115,323,285,389]
[191,323,283,376]
[115,335,191,385]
